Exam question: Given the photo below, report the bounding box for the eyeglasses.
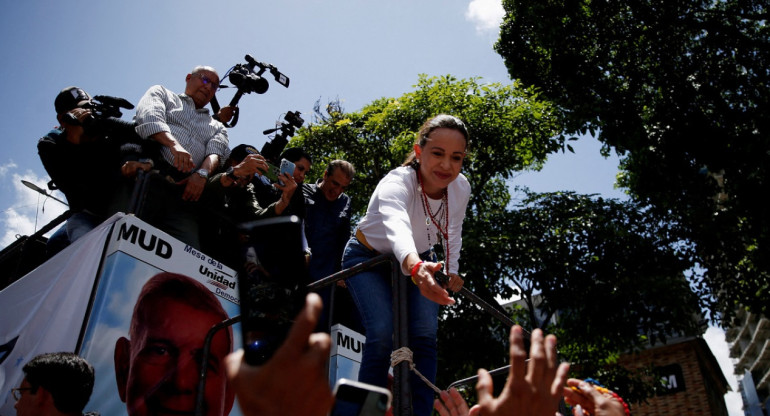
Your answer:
[193,73,219,89]
[12,387,33,401]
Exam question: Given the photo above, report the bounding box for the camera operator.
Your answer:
[134,65,233,249]
[37,86,152,253]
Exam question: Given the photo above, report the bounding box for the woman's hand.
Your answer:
[409,260,455,305]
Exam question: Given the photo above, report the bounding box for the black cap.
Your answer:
[54,86,91,114]
[230,144,259,163]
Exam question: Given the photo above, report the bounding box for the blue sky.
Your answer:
[0,1,741,414]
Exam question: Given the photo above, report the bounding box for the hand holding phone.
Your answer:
[225,293,335,416]
[278,158,295,186]
[238,216,309,365]
[331,379,392,416]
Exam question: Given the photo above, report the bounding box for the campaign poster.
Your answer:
[329,323,365,387]
[77,215,244,416]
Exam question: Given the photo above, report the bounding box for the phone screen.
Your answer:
[237,215,308,365]
[278,158,295,186]
[331,379,392,416]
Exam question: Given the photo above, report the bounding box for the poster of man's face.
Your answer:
[77,244,242,416]
[113,272,235,416]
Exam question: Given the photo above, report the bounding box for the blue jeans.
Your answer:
[341,237,439,416]
[66,211,103,243]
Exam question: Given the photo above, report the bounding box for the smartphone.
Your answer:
[261,158,295,185]
[278,158,295,186]
[330,379,392,416]
[262,162,279,182]
[237,215,309,366]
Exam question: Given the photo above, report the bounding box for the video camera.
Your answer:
[65,95,134,125]
[260,111,304,166]
[214,54,291,127]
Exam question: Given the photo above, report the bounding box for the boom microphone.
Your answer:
[93,95,135,110]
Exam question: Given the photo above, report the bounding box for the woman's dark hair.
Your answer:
[402,114,469,167]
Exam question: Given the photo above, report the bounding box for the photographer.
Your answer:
[37,86,151,251]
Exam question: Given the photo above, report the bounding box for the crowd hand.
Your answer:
[446,272,465,292]
[413,261,455,305]
[218,105,236,124]
[180,173,205,201]
[435,388,472,416]
[225,293,334,416]
[563,379,626,416]
[475,326,570,416]
[121,160,152,178]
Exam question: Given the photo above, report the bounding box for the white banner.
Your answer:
[0,213,117,415]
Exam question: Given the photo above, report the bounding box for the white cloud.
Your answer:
[0,161,18,178]
[465,0,505,37]
[704,325,745,415]
[1,168,67,247]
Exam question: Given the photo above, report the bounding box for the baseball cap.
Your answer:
[54,86,92,114]
[230,144,260,163]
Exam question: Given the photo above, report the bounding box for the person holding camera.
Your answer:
[134,65,231,248]
[37,86,151,253]
[340,114,471,416]
[200,143,298,269]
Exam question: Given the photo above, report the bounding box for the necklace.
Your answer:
[417,171,450,273]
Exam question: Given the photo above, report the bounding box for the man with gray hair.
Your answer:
[134,66,232,248]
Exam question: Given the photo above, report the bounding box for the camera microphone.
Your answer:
[93,95,134,110]
[263,127,280,135]
[244,54,265,68]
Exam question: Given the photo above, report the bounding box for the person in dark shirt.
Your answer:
[37,86,150,252]
[302,159,360,331]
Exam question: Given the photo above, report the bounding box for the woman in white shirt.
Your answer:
[341,114,471,416]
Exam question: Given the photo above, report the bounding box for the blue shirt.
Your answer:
[303,180,352,281]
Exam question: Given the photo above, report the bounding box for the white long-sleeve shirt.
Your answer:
[357,166,471,275]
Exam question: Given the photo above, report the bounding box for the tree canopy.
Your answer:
[495,0,770,320]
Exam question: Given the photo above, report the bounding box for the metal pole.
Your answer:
[195,316,241,416]
[392,257,412,416]
[306,254,392,291]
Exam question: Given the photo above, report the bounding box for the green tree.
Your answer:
[291,75,702,402]
[495,0,770,320]
[294,74,567,218]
